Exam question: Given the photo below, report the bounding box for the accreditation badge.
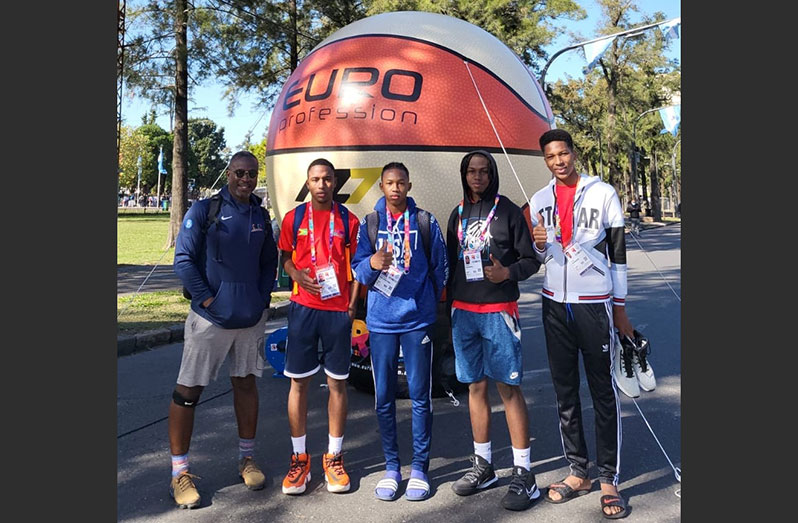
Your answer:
[316,264,341,300]
[463,249,484,282]
[563,243,594,275]
[373,265,403,297]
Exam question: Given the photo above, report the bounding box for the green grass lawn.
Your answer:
[117,290,190,334]
[118,290,290,335]
[117,213,175,266]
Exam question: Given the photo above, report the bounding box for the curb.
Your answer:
[117,300,290,357]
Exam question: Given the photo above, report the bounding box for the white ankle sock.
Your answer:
[512,446,531,470]
[474,441,492,463]
[291,434,306,455]
[328,434,343,455]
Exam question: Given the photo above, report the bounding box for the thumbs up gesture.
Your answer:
[370,240,394,271]
[484,253,510,283]
[532,212,548,250]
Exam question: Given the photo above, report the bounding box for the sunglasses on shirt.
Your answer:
[232,169,258,179]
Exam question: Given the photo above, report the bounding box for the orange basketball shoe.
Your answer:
[322,452,351,493]
[282,453,311,495]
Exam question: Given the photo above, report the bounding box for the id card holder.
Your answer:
[564,243,593,275]
[463,249,484,282]
[316,264,341,300]
[373,265,403,297]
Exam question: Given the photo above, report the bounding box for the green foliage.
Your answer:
[118,123,173,194]
[366,0,586,71]
[547,0,680,194]
[187,118,228,188]
[245,136,269,187]
[123,1,217,107]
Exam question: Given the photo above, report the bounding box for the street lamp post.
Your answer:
[539,18,678,93]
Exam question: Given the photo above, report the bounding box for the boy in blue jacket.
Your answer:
[352,162,448,502]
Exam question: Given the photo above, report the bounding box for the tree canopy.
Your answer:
[187,117,229,188]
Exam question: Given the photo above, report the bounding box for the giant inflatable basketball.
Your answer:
[265,10,554,224]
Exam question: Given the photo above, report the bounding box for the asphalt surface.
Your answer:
[117,223,681,522]
[117,264,184,296]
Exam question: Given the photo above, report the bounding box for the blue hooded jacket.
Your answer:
[174,185,278,329]
[352,196,448,333]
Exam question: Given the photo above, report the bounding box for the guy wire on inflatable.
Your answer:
[264,11,554,398]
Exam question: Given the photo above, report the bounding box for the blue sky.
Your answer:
[121,0,680,151]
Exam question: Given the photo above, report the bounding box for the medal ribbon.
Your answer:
[385,204,411,274]
[457,196,500,251]
[307,201,335,267]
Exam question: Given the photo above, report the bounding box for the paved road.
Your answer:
[117,224,681,522]
[118,264,183,296]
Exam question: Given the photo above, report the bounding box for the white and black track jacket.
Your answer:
[528,174,627,306]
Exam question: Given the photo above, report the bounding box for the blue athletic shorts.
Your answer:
[451,308,523,385]
[284,301,352,380]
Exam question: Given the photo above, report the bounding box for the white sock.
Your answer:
[328,434,344,455]
[291,435,306,455]
[512,446,531,470]
[474,441,492,463]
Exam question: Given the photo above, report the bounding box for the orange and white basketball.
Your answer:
[265,11,554,224]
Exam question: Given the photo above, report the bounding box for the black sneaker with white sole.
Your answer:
[501,466,541,511]
[452,454,497,496]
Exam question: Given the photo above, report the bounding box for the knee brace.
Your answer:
[172,389,198,408]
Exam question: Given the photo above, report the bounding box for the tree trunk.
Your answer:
[606,80,618,189]
[166,0,189,249]
[289,0,298,71]
[651,151,662,221]
[640,155,648,210]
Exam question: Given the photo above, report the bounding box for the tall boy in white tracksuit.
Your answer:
[528,129,636,519]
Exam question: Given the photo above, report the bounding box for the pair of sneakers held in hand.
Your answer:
[613,330,656,398]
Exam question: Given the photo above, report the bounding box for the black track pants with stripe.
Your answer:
[542,297,621,485]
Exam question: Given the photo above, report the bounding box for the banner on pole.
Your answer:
[157,146,168,174]
[659,17,681,42]
[582,35,616,75]
[659,105,681,136]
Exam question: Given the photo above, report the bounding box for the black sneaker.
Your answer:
[501,466,541,511]
[452,454,497,496]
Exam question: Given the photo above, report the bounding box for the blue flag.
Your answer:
[659,17,681,42]
[157,146,167,174]
[582,35,616,75]
[659,105,681,136]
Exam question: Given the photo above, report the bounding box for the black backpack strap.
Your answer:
[202,193,223,233]
[183,193,222,300]
[366,211,380,251]
[417,209,431,261]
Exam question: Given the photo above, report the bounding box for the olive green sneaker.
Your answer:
[239,457,266,490]
[169,472,201,509]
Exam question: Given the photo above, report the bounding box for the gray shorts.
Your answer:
[176,308,268,387]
